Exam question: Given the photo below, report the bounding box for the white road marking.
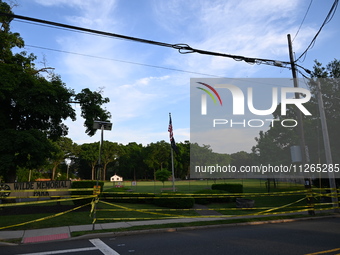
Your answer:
[17,238,120,255]
[90,238,120,255]
[17,247,98,255]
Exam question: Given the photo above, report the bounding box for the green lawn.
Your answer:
[1,179,332,231]
[103,179,305,194]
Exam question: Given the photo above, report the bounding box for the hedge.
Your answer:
[153,193,195,209]
[71,180,104,206]
[194,189,231,204]
[102,191,155,204]
[211,183,243,193]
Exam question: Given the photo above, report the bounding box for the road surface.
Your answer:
[1,217,340,255]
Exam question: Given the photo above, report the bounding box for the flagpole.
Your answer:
[169,113,176,192]
[171,145,175,192]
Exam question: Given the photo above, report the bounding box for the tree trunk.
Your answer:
[52,164,58,180]
[91,166,95,180]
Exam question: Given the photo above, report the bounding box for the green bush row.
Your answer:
[102,192,155,204]
[102,191,194,208]
[211,183,243,193]
[153,193,195,209]
[193,189,232,205]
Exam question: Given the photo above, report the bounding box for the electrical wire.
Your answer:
[295,0,339,63]
[292,0,313,42]
[0,12,291,69]
[25,44,224,78]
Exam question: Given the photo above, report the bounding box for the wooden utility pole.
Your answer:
[287,34,314,215]
[315,79,339,212]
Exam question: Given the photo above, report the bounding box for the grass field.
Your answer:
[0,179,333,232]
[103,178,305,193]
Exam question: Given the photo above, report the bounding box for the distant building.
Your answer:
[110,174,123,182]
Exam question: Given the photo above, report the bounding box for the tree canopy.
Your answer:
[0,1,110,182]
[252,59,340,184]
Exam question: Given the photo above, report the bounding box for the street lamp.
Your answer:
[92,120,112,230]
[93,121,112,181]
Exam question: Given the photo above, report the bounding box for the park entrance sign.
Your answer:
[0,180,71,198]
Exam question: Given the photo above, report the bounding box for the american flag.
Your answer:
[168,113,178,153]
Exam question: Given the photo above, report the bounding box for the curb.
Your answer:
[71,214,340,241]
[0,241,18,246]
[1,214,338,246]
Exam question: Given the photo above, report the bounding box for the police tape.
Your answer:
[94,196,315,221]
[0,188,95,193]
[0,187,338,195]
[2,195,91,200]
[97,205,310,212]
[1,187,335,198]
[93,207,320,221]
[0,195,96,208]
[99,200,189,218]
[255,197,307,215]
[91,189,335,222]
[101,189,309,197]
[0,202,91,230]
[101,193,308,200]
[1,187,338,227]
[95,205,339,221]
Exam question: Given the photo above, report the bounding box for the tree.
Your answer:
[0,1,110,182]
[155,169,171,186]
[118,142,144,180]
[173,141,190,179]
[230,151,255,170]
[49,137,76,180]
[252,59,340,187]
[78,143,99,180]
[101,141,123,181]
[144,141,170,180]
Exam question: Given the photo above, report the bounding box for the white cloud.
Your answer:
[24,0,324,152]
[34,0,117,29]
[153,0,316,78]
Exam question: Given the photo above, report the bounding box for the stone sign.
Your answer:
[0,181,71,198]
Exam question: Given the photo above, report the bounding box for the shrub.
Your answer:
[194,189,231,204]
[71,180,104,206]
[211,183,243,193]
[153,193,194,209]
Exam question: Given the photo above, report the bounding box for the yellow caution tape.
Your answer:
[90,196,99,216]
[0,188,95,193]
[0,202,91,230]
[0,195,96,208]
[1,187,337,227]
[99,200,188,218]
[101,189,309,197]
[256,197,306,215]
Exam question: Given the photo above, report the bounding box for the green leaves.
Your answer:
[75,88,111,136]
[155,169,172,185]
[0,1,111,181]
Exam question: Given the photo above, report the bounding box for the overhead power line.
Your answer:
[295,0,339,62]
[0,12,291,69]
[26,44,224,78]
[292,0,313,42]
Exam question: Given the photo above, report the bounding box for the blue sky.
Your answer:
[5,0,340,153]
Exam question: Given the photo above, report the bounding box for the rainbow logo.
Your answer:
[196,82,223,106]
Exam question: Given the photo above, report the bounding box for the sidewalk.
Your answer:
[0,217,228,244]
[1,208,337,245]
[0,203,226,244]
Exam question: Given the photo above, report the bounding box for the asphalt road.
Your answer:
[2,217,340,255]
